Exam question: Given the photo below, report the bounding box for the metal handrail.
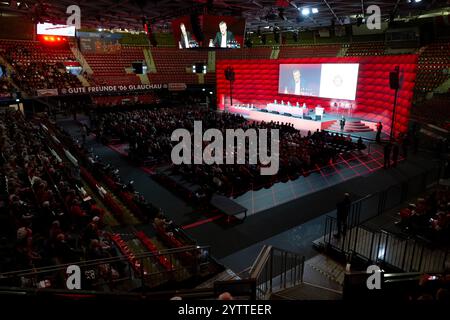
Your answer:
[248,245,306,299]
[323,215,449,273]
[0,245,207,278]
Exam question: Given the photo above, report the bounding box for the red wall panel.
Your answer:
[216,55,418,135]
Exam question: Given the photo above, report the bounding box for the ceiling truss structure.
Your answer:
[0,0,448,32]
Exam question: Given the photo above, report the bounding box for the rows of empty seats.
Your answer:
[345,42,386,56]
[215,48,272,60]
[278,45,342,58]
[83,46,145,85]
[415,41,450,93]
[149,48,209,84]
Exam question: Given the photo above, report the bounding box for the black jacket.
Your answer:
[213,31,235,48]
[180,32,193,49]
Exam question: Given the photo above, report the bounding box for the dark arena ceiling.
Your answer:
[0,0,449,32]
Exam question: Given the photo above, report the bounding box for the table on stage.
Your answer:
[266,103,305,117]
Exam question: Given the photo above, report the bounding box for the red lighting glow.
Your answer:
[39,35,68,44]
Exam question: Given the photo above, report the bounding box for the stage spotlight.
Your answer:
[301,8,310,16]
[312,8,319,14]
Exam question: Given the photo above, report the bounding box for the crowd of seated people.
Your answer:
[97,106,358,197]
[10,62,81,94]
[396,187,450,243]
[1,45,81,94]
[0,112,119,280]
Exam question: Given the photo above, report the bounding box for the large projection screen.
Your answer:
[279,63,360,100]
[37,23,76,37]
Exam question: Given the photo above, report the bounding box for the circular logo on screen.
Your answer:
[333,75,344,87]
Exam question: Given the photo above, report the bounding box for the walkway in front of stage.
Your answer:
[233,143,396,216]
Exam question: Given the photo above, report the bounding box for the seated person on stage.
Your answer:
[179,23,194,49]
[211,21,235,48]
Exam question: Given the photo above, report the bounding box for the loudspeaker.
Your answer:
[225,67,235,81]
[193,63,206,74]
[389,69,400,90]
[132,62,143,74]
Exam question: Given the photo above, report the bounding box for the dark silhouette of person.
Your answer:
[413,131,420,154]
[376,122,383,143]
[384,142,392,169]
[401,133,410,158]
[340,116,346,131]
[412,122,420,154]
[392,142,399,167]
[213,21,235,48]
[357,136,365,151]
[334,193,351,238]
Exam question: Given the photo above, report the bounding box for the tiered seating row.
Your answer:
[278,45,342,58]
[84,46,145,85]
[345,42,386,56]
[111,234,142,274]
[135,231,174,271]
[416,41,450,92]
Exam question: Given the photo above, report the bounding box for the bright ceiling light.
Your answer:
[301,8,310,16]
[312,8,319,14]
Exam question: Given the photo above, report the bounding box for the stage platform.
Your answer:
[226,106,378,140]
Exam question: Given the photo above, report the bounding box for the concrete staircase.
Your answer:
[208,51,216,72]
[143,48,157,73]
[138,73,150,85]
[327,120,373,133]
[271,47,280,59]
[195,269,241,289]
[305,254,346,286]
[434,76,450,94]
[76,74,90,87]
[337,46,349,57]
[270,257,343,300]
[70,46,93,75]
